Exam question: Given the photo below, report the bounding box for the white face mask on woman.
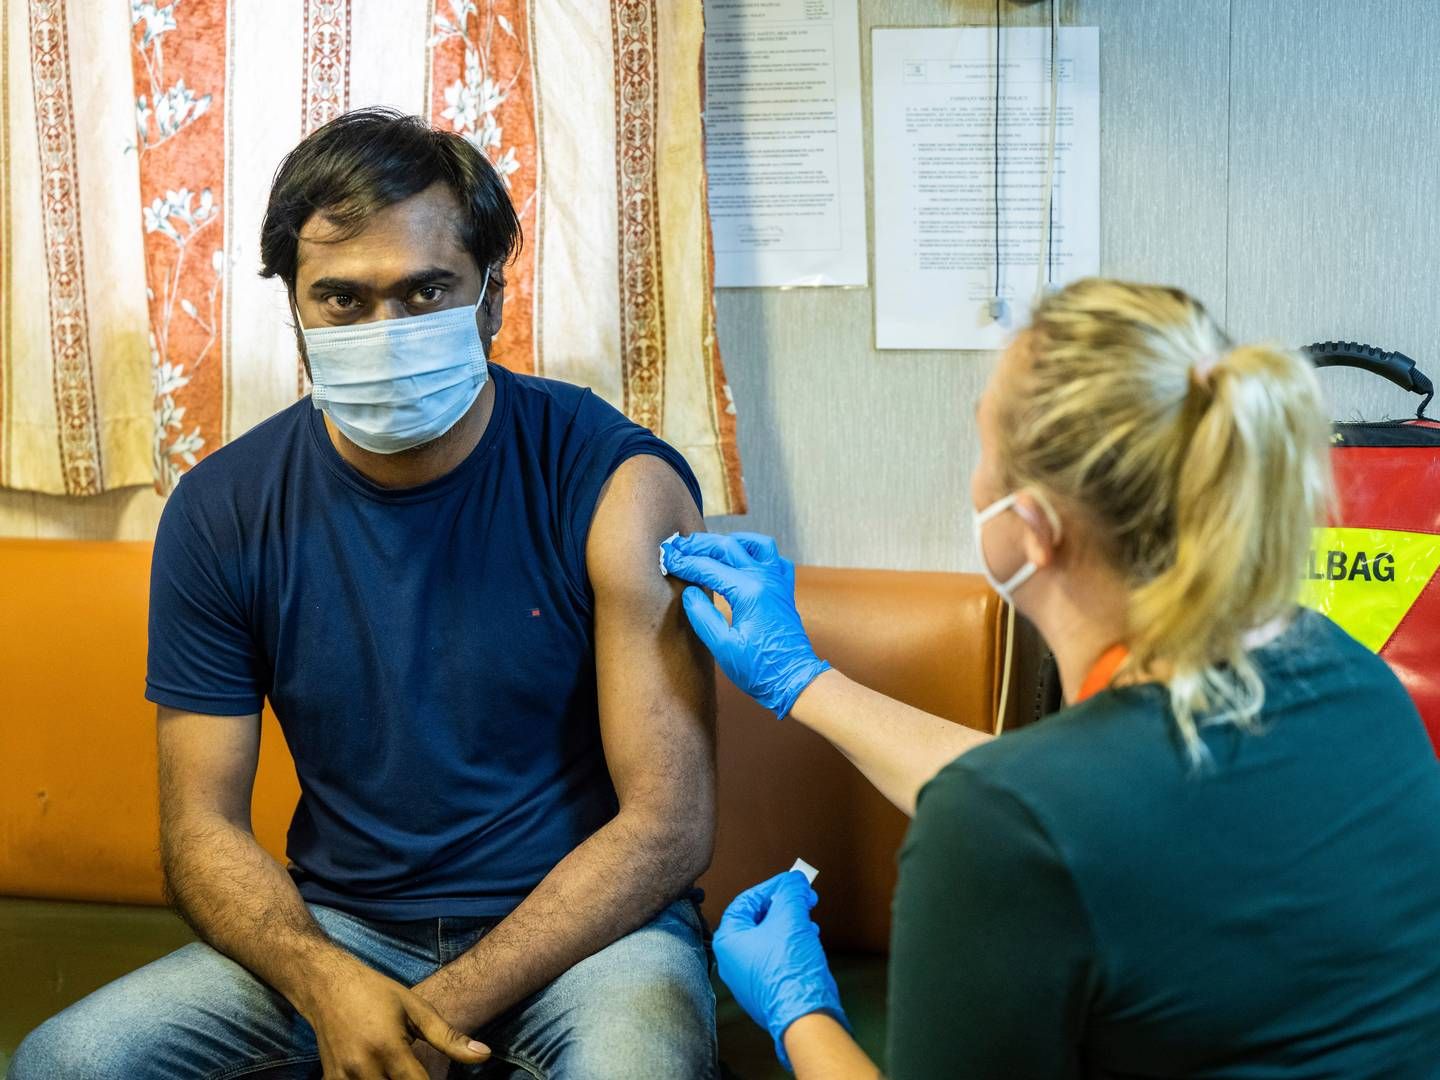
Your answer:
[303,267,491,454]
[972,490,1061,606]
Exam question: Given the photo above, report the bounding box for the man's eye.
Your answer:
[326,294,356,310]
[411,285,444,305]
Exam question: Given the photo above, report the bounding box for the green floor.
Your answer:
[0,898,887,1079]
[0,898,197,1078]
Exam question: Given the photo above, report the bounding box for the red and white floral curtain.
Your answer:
[1,0,745,514]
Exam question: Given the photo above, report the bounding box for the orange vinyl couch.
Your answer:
[0,537,1033,1078]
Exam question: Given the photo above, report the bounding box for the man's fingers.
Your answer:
[314,1042,345,1080]
[404,995,490,1064]
[379,1045,429,1080]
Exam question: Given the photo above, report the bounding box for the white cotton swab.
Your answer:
[790,858,819,885]
[658,532,680,576]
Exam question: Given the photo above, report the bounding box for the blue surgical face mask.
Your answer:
[972,490,1062,606]
[303,268,491,454]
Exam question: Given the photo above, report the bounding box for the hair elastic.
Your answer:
[1190,352,1223,390]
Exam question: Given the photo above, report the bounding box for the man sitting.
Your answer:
[10,108,717,1080]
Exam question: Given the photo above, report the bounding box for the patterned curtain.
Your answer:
[1,0,745,514]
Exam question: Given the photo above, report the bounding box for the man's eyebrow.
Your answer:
[394,267,461,294]
[306,267,461,296]
[307,276,361,296]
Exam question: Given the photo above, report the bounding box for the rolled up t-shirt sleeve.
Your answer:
[146,487,264,716]
[557,401,703,599]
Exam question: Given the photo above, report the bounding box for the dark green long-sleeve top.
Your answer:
[888,613,1440,1078]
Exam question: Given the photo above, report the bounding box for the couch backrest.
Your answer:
[1,540,299,905]
[1,540,1006,952]
[697,566,1003,951]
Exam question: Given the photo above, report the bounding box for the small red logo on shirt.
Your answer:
[528,608,542,618]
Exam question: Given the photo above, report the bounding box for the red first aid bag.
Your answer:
[1299,342,1440,754]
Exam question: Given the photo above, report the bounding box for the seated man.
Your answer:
[11,108,716,1080]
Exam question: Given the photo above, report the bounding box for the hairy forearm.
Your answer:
[161,812,350,1012]
[415,804,709,1030]
[786,1014,882,1079]
[790,670,991,816]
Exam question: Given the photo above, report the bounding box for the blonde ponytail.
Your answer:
[994,281,1333,763]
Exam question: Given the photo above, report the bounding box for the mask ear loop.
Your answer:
[477,266,492,313]
[289,292,318,399]
[995,489,1062,594]
[472,266,494,374]
[989,488,1061,736]
[975,491,1021,526]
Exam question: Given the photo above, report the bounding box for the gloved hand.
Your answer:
[660,532,830,719]
[714,871,849,1072]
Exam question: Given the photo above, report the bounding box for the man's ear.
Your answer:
[480,269,505,341]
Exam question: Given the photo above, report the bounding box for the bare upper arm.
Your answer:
[585,454,714,816]
[157,705,262,829]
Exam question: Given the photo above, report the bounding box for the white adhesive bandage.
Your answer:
[790,858,819,885]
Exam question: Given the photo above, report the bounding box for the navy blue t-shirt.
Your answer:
[146,364,702,920]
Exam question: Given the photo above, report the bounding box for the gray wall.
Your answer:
[709,0,1440,571]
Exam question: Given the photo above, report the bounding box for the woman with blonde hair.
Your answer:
[663,279,1440,1077]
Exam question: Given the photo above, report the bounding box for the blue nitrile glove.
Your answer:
[660,531,831,719]
[714,871,849,1072]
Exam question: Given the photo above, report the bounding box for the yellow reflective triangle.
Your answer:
[1299,527,1440,652]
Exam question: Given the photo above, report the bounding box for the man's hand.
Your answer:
[411,1042,456,1080]
[298,957,489,1079]
[157,704,486,1076]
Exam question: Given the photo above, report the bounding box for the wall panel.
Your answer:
[1227,0,1440,424]
[1081,0,1229,320]
[711,0,1231,570]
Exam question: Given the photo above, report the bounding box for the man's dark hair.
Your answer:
[259,107,521,290]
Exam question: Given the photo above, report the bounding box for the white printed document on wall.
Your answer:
[704,0,868,288]
[872,27,1100,349]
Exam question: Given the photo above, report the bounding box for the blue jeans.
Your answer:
[9,899,715,1079]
